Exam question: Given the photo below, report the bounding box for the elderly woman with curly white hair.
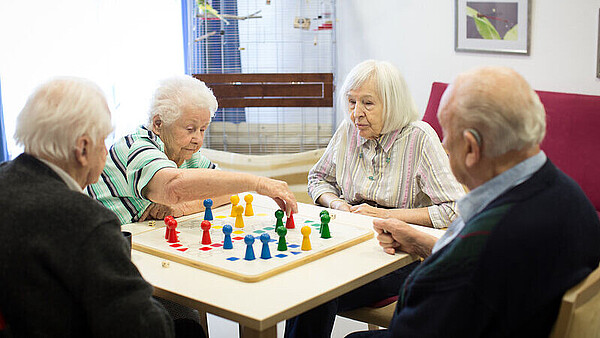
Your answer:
[308,59,465,229]
[87,75,297,224]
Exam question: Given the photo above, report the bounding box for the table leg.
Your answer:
[240,325,277,338]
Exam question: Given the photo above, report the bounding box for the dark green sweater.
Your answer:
[388,160,600,337]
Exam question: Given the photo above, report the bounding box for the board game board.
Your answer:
[132,195,374,282]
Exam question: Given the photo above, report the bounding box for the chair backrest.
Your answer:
[422,82,600,215]
[193,73,334,108]
[550,265,600,338]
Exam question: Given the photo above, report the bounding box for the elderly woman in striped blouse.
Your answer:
[308,60,465,229]
[87,75,297,225]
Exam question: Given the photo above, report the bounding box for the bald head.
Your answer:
[438,67,546,157]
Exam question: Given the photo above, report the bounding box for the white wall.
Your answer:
[336,0,600,122]
[0,0,184,157]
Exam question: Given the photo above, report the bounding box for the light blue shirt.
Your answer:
[432,151,547,254]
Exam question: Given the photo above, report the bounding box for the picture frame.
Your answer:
[455,0,531,55]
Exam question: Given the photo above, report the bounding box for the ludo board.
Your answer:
[132,194,374,282]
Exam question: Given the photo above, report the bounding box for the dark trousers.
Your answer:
[284,261,420,338]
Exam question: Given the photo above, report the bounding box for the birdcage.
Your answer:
[185,0,336,154]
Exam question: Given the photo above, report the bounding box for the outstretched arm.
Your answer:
[142,168,298,215]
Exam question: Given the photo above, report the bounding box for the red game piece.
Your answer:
[285,212,295,229]
[166,218,179,243]
[201,220,212,245]
[164,216,175,239]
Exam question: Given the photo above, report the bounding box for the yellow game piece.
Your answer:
[230,195,240,217]
[244,194,254,216]
[301,225,312,251]
[234,205,245,228]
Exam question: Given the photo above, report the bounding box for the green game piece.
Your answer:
[320,210,329,218]
[320,214,331,239]
[275,209,285,230]
[276,226,288,251]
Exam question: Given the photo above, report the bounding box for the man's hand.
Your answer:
[139,203,183,222]
[373,218,437,258]
[255,177,298,216]
[350,203,388,218]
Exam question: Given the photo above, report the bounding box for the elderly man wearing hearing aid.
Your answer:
[347,67,600,337]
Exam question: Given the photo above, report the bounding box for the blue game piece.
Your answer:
[244,235,255,261]
[203,199,213,221]
[260,233,271,259]
[222,224,233,249]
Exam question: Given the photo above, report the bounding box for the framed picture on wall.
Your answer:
[455,0,531,54]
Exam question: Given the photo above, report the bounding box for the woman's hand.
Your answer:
[330,199,352,212]
[255,177,298,216]
[350,203,389,218]
[139,203,183,221]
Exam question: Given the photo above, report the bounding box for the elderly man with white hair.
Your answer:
[87,75,297,224]
[0,78,175,337]
[346,67,600,337]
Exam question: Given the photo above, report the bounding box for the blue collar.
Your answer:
[457,151,547,223]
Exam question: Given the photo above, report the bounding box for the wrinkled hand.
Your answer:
[373,218,433,257]
[139,203,183,222]
[350,203,387,218]
[330,199,351,212]
[255,177,298,216]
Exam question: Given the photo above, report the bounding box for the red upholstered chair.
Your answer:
[421,82,600,219]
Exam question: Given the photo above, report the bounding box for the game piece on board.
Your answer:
[274,209,284,231]
[319,210,329,234]
[235,205,245,228]
[276,226,288,251]
[320,214,331,239]
[203,199,214,221]
[244,235,256,260]
[201,220,212,245]
[244,194,254,216]
[230,195,240,217]
[164,216,175,239]
[301,225,312,251]
[260,233,271,259]
[222,224,233,249]
[285,212,295,229]
[167,218,179,243]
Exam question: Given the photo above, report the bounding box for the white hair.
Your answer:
[447,67,546,157]
[339,60,420,134]
[147,75,218,126]
[14,77,113,162]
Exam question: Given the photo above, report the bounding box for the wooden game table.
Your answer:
[123,194,445,338]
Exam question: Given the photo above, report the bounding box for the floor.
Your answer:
[206,313,370,337]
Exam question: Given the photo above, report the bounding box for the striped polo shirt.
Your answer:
[308,119,465,228]
[87,125,216,224]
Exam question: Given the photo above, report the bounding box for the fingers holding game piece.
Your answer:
[255,177,298,216]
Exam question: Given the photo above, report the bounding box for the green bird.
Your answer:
[196,0,230,25]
